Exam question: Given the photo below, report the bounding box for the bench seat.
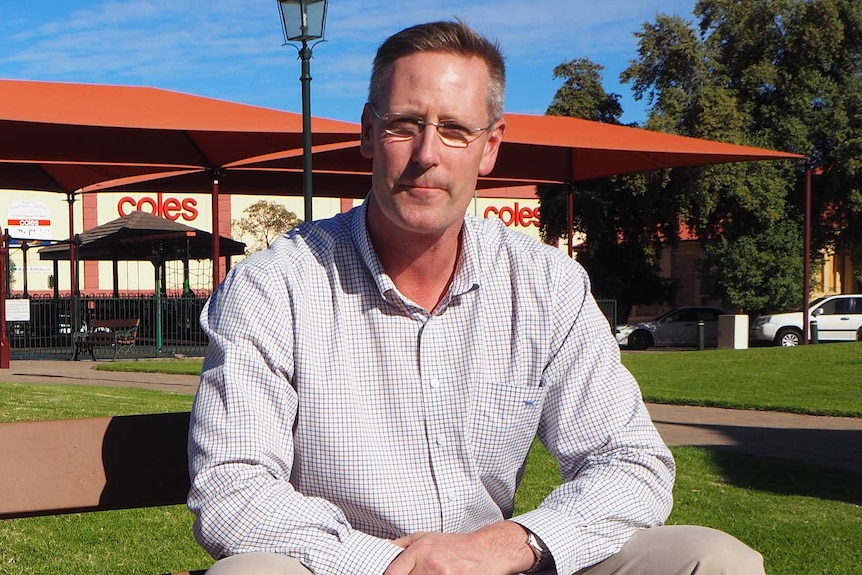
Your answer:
[73,318,140,361]
[0,412,208,574]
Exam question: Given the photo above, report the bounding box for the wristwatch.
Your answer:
[524,529,552,573]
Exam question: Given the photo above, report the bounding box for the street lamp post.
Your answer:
[276,0,328,223]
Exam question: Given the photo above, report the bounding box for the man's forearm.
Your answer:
[384,520,537,575]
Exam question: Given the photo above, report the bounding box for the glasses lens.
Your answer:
[383,115,423,138]
[436,122,475,147]
[373,106,486,148]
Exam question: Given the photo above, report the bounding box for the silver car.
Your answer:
[616,306,732,350]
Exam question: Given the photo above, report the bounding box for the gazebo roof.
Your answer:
[37,211,245,262]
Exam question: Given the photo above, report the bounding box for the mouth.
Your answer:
[396,182,447,198]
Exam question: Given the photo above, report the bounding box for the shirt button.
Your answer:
[436,434,446,446]
[429,377,441,388]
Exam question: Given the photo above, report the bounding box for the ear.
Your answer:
[360,103,375,159]
[478,118,506,177]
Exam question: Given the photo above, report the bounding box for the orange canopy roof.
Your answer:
[0,79,359,170]
[244,113,802,185]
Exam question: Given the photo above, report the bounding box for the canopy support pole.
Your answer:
[802,163,812,344]
[0,229,9,368]
[66,193,80,335]
[211,172,221,292]
[567,188,574,258]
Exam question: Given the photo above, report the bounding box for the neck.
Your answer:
[367,214,462,313]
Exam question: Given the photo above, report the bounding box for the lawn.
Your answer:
[2,343,860,574]
[622,342,862,417]
[96,342,862,417]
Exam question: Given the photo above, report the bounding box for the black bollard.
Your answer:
[811,321,819,344]
[697,320,705,350]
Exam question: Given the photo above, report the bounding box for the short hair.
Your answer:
[368,20,506,122]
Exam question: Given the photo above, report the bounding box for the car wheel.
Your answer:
[775,327,802,347]
[857,327,862,342]
[628,330,653,350]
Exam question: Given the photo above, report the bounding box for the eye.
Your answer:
[384,115,422,136]
[437,121,474,142]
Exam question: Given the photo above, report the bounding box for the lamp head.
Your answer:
[277,0,328,43]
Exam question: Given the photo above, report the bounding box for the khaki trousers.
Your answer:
[204,525,765,575]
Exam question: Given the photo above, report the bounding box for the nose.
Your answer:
[411,124,443,168]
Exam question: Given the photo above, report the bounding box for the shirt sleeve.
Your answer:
[187,262,403,575]
[511,261,675,575]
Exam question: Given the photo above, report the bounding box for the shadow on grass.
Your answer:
[709,447,862,506]
[664,423,862,505]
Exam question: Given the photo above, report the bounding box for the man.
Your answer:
[188,20,765,575]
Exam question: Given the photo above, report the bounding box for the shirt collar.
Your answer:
[349,199,481,304]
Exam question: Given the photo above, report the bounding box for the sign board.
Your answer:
[7,200,52,246]
[5,299,31,322]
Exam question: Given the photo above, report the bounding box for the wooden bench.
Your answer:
[0,411,207,575]
[73,318,140,361]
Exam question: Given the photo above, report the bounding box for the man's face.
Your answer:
[360,52,505,239]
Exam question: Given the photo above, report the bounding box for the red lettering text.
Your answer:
[483,203,540,227]
[117,193,198,221]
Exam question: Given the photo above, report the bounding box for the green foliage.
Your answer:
[539,62,677,318]
[546,59,623,123]
[542,0,862,310]
[232,200,301,254]
[702,219,803,314]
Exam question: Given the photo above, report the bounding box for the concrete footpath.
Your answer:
[3,359,861,474]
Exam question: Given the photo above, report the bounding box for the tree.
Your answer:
[538,60,677,320]
[232,200,301,254]
[620,1,862,312]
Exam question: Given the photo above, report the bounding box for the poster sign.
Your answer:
[5,299,31,322]
[7,200,52,246]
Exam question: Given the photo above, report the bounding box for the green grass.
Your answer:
[2,439,860,575]
[0,506,212,575]
[622,342,862,417]
[516,440,862,575]
[94,359,204,376]
[97,343,862,417]
[3,343,861,574]
[0,382,193,422]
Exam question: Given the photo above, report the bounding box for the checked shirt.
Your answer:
[188,201,674,575]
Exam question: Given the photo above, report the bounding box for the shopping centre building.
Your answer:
[2,187,550,297]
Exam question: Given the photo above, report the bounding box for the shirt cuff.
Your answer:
[512,506,626,575]
[326,529,404,575]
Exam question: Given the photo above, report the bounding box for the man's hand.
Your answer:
[384,521,536,575]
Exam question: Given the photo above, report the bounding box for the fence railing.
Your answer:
[6,295,209,360]
[6,295,618,361]
[595,298,617,332]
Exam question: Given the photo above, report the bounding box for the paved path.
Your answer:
[3,360,861,474]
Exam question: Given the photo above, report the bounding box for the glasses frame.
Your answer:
[369,104,495,148]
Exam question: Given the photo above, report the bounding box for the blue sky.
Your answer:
[0,0,698,126]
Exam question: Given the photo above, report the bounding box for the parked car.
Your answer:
[751,294,862,346]
[615,306,732,350]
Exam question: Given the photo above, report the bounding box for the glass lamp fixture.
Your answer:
[277,0,328,43]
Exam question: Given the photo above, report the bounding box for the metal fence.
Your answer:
[7,295,209,360]
[6,295,618,361]
[595,298,617,332]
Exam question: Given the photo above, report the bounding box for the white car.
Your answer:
[751,294,862,346]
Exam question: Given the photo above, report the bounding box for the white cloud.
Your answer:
[0,0,698,122]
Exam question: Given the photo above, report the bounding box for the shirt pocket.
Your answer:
[468,381,546,484]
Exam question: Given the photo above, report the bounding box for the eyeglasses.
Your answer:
[369,104,494,148]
